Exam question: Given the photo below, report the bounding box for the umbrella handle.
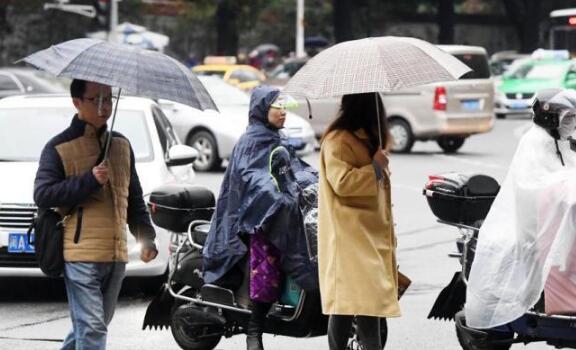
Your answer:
[102,88,122,163]
[305,98,313,119]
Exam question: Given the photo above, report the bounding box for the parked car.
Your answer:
[494,57,576,119]
[0,67,68,98]
[159,76,318,172]
[192,57,266,92]
[0,94,197,288]
[489,51,530,76]
[291,45,495,153]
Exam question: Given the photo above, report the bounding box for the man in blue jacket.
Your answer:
[34,79,157,349]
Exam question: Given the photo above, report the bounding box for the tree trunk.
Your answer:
[437,0,455,44]
[332,0,353,43]
[502,0,541,53]
[216,0,238,56]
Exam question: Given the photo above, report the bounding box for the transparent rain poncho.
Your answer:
[465,90,576,328]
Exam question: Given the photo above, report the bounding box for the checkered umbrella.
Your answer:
[283,36,471,98]
[21,38,217,111]
[21,38,218,160]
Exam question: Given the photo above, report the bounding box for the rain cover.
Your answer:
[465,125,576,328]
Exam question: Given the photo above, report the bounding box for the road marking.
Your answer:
[397,238,455,252]
[392,183,422,192]
[432,154,507,170]
[396,224,444,236]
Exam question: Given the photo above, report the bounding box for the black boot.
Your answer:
[246,302,271,350]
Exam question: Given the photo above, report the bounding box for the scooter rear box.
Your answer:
[148,185,215,232]
[423,173,499,224]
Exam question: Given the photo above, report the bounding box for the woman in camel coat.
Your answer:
[318,92,400,350]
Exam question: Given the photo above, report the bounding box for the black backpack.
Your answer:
[27,208,67,277]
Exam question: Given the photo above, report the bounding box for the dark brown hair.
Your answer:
[70,79,87,99]
[322,92,392,154]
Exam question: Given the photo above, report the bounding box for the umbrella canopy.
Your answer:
[283,36,471,98]
[21,38,217,111]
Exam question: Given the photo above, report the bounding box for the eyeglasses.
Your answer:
[82,95,117,106]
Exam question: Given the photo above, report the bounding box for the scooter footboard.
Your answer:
[511,313,576,343]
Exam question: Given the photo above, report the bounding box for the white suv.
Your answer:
[292,45,495,153]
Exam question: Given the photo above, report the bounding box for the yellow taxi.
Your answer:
[192,56,266,92]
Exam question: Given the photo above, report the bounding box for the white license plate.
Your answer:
[461,99,481,111]
[8,233,35,253]
[510,101,529,109]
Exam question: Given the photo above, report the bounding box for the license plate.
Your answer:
[8,233,35,253]
[510,101,529,109]
[461,99,480,111]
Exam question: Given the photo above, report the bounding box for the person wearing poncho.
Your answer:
[202,85,317,350]
[466,88,576,328]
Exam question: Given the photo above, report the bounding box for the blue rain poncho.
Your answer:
[202,86,318,290]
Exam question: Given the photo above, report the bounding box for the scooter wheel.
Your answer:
[171,305,223,350]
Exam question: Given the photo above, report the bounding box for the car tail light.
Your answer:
[433,86,447,111]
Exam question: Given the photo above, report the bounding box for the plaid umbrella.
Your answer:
[283,36,471,98]
[21,38,217,111]
[21,38,217,160]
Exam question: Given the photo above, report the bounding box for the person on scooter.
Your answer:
[466,88,576,329]
[318,92,400,350]
[202,85,318,350]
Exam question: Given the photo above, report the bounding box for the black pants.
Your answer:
[328,315,383,350]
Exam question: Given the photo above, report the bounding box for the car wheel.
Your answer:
[388,118,414,153]
[437,136,465,154]
[496,113,506,119]
[188,131,221,172]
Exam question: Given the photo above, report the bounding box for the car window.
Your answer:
[151,105,178,155]
[14,72,67,93]
[229,69,260,83]
[113,110,154,162]
[0,107,153,162]
[453,54,491,79]
[0,74,21,91]
[195,70,225,79]
[508,63,566,80]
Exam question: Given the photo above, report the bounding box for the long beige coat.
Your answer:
[318,129,400,317]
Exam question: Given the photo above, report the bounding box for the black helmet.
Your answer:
[532,88,564,136]
[532,88,576,166]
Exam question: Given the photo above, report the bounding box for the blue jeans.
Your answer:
[61,262,126,350]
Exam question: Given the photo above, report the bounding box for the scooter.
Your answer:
[142,184,387,350]
[424,172,576,350]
